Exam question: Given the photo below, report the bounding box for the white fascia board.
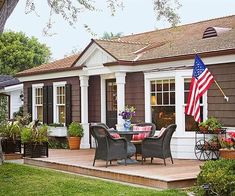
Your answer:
[17,54,235,82]
[74,42,116,67]
[2,84,23,92]
[109,54,235,73]
[18,70,82,82]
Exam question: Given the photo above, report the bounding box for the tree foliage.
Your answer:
[0,95,8,122]
[0,31,51,75]
[24,0,181,35]
[102,32,123,40]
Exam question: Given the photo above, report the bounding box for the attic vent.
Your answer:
[203,27,232,39]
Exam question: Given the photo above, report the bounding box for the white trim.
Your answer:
[79,76,89,123]
[18,54,235,83]
[3,84,23,92]
[32,83,44,121]
[18,70,82,82]
[100,74,115,124]
[144,69,208,137]
[53,81,67,124]
[74,42,116,67]
[115,72,126,125]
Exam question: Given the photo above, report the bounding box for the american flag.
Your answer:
[185,54,214,122]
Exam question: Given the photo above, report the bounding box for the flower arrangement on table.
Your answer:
[119,105,136,131]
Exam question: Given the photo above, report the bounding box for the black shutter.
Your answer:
[65,84,72,126]
[27,87,32,121]
[43,86,48,124]
[47,86,53,124]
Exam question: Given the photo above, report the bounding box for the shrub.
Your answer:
[195,159,235,196]
[68,122,84,137]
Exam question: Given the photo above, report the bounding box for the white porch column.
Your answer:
[79,75,90,148]
[115,72,126,126]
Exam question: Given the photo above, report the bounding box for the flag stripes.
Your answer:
[185,55,214,122]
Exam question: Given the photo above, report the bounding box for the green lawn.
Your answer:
[0,163,187,196]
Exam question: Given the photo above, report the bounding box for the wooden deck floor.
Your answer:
[24,149,203,189]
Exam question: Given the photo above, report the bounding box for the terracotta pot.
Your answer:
[212,128,222,134]
[199,126,208,134]
[68,137,81,150]
[219,149,235,160]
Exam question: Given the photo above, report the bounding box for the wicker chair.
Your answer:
[131,123,156,160]
[90,124,128,167]
[141,124,177,165]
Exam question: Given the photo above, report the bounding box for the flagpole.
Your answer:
[193,49,229,102]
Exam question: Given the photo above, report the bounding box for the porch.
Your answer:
[23,149,203,189]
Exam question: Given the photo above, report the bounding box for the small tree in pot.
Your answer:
[67,122,84,150]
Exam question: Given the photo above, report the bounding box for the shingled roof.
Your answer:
[17,15,235,77]
[16,54,80,77]
[93,15,235,65]
[0,75,20,89]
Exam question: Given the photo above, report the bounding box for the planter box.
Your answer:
[48,127,67,137]
[1,139,21,154]
[219,149,235,160]
[23,142,48,158]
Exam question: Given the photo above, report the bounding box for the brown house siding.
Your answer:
[23,77,81,122]
[208,63,235,127]
[125,72,145,123]
[88,75,101,122]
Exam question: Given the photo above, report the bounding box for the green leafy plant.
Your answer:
[68,122,84,137]
[0,121,21,140]
[21,123,48,143]
[206,117,222,132]
[198,117,222,133]
[195,159,235,196]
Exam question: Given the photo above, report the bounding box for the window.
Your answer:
[184,78,204,131]
[54,84,66,124]
[106,80,117,112]
[34,87,43,122]
[151,79,175,130]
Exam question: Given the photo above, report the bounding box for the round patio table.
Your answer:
[114,130,149,164]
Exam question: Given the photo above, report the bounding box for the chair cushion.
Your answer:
[154,127,166,137]
[110,133,121,139]
[132,125,152,140]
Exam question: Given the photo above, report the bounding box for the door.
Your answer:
[106,79,117,128]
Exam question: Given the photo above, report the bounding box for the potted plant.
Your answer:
[219,132,235,159]
[67,122,84,150]
[198,117,222,134]
[198,121,209,133]
[21,121,49,158]
[0,121,22,154]
[207,117,222,133]
[208,136,220,150]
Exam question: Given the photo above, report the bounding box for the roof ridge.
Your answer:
[118,14,235,40]
[95,38,149,45]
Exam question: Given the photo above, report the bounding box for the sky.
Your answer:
[4,0,235,60]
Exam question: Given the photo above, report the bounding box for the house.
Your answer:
[0,75,23,119]
[16,15,235,159]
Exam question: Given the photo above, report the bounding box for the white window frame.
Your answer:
[32,83,44,121]
[183,78,208,132]
[53,81,67,124]
[144,69,208,137]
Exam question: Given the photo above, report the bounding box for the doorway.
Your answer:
[106,79,117,128]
